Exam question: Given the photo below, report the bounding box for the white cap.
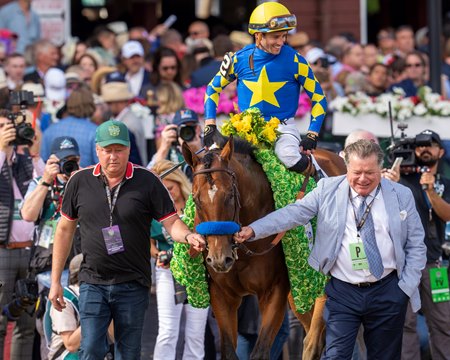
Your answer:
[44,68,66,101]
[121,40,144,59]
[22,82,45,98]
[305,47,325,64]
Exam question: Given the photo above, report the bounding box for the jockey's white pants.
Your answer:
[274,119,303,169]
[153,267,209,360]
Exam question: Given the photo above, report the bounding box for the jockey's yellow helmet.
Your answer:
[248,2,297,35]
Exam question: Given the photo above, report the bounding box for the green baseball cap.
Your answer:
[95,120,130,147]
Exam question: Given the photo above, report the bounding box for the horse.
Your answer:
[182,137,346,360]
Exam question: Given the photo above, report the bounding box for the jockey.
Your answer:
[203,2,327,173]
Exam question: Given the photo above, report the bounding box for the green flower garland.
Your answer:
[171,149,328,312]
[170,196,210,308]
[254,149,328,312]
[171,108,327,312]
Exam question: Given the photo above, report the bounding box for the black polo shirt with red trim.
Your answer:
[61,162,176,287]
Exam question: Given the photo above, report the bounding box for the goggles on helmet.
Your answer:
[249,14,297,33]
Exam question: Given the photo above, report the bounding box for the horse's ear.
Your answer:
[220,135,234,162]
[182,142,200,168]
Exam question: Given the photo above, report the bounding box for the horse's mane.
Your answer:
[202,137,256,171]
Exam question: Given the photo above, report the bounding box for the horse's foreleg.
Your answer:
[210,282,241,360]
[290,294,327,360]
[288,292,313,332]
[251,281,290,360]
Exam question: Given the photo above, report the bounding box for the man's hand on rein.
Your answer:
[234,226,255,243]
[185,232,206,252]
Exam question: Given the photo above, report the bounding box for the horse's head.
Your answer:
[183,137,240,273]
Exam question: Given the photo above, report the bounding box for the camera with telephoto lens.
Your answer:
[171,124,196,143]
[2,278,39,321]
[7,90,36,146]
[388,123,433,174]
[59,158,79,176]
[158,249,173,266]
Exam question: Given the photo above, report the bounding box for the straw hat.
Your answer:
[90,66,117,95]
[101,82,133,103]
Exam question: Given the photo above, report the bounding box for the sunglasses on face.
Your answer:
[161,65,177,71]
[189,31,202,36]
[249,14,297,32]
[406,63,423,68]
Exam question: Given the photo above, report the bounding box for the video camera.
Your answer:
[388,123,433,174]
[8,90,36,146]
[2,278,39,321]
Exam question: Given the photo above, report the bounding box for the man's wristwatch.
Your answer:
[39,179,52,187]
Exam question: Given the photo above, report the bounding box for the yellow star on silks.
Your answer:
[243,66,286,107]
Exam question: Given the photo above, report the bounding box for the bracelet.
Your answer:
[184,232,193,243]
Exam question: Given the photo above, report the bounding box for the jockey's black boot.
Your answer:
[288,155,312,175]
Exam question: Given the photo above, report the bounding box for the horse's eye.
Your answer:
[224,193,234,203]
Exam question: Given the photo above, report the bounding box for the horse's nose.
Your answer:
[206,254,235,273]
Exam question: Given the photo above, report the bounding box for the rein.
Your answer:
[235,171,311,257]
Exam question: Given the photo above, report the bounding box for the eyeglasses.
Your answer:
[406,63,423,68]
[189,31,201,36]
[161,65,177,71]
[249,14,297,32]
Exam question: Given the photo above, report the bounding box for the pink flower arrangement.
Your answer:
[183,85,313,117]
[296,92,312,117]
[183,86,238,115]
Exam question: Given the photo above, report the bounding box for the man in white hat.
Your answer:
[120,40,151,98]
[101,81,147,164]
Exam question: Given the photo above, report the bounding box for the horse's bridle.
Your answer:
[192,167,241,221]
[193,165,283,258]
[193,167,242,257]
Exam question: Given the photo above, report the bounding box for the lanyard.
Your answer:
[349,185,381,233]
[104,178,124,228]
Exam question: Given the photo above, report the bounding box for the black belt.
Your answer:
[352,271,396,288]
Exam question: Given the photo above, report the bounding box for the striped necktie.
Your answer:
[358,196,384,279]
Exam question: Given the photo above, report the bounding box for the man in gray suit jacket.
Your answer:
[235,139,427,359]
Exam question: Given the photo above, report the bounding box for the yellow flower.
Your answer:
[246,133,258,145]
[268,117,280,128]
[221,121,232,136]
[234,120,244,133]
[230,114,241,125]
[260,127,276,143]
[241,115,252,133]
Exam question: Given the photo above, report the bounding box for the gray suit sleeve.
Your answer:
[397,187,427,297]
[250,181,322,240]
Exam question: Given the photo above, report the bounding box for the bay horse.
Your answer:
[182,137,346,360]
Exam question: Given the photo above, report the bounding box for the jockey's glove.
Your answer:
[203,124,218,147]
[300,132,319,151]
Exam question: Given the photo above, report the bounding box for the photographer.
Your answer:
[20,136,81,359]
[0,108,44,360]
[306,47,339,100]
[147,108,202,180]
[399,130,450,360]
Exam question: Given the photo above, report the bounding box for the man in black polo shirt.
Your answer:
[48,120,205,360]
[400,129,450,360]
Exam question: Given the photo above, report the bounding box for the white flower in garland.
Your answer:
[413,103,428,116]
